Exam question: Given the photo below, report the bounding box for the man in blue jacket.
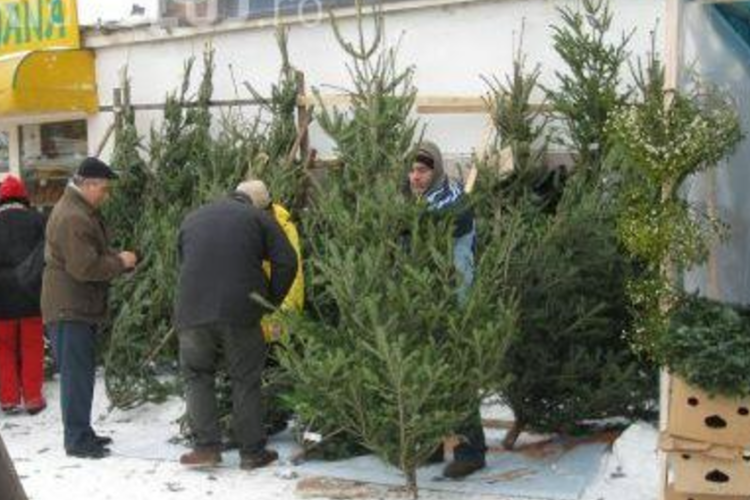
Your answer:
[406,140,486,479]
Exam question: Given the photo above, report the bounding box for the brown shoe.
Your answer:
[442,458,486,479]
[180,447,222,467]
[240,449,278,470]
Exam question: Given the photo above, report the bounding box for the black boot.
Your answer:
[66,440,111,460]
[442,457,485,479]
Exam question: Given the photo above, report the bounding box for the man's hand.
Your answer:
[118,251,138,270]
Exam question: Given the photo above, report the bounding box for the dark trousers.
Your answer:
[49,321,98,451]
[454,409,487,462]
[263,342,293,433]
[179,324,267,456]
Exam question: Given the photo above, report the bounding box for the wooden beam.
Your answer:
[297,94,352,109]
[297,94,550,115]
[100,93,548,116]
[662,3,684,499]
[99,98,267,112]
[417,96,488,114]
[665,0,684,90]
[295,71,310,160]
[297,94,490,114]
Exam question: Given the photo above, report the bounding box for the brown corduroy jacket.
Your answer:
[41,186,125,325]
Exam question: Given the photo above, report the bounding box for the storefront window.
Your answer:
[162,0,372,24]
[0,131,9,173]
[20,120,87,207]
[21,120,87,174]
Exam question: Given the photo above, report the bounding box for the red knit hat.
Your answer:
[0,175,29,202]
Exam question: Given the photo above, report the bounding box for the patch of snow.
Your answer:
[3,375,660,500]
[581,422,660,500]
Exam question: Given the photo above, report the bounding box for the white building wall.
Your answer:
[86,0,666,162]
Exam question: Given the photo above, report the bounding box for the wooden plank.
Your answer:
[665,0,684,91]
[662,1,684,498]
[298,94,549,115]
[95,123,116,158]
[297,94,352,109]
[464,165,478,194]
[706,170,721,299]
[99,98,266,112]
[102,93,547,116]
[417,96,488,114]
[296,477,380,499]
[660,371,672,500]
[296,71,310,161]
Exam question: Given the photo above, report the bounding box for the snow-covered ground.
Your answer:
[580,423,660,500]
[2,375,660,500]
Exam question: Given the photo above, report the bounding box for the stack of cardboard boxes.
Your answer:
[662,376,750,500]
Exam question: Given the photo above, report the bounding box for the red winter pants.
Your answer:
[0,317,45,409]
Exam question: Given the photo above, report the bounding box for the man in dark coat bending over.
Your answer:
[175,182,298,470]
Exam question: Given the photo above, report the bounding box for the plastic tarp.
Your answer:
[112,428,608,500]
[682,1,750,304]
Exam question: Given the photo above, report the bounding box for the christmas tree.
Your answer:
[104,43,299,408]
[279,5,516,495]
[475,1,656,448]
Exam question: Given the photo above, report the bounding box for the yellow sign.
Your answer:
[0,0,80,57]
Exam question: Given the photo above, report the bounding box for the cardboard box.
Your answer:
[668,376,750,447]
[662,435,750,496]
[664,484,750,500]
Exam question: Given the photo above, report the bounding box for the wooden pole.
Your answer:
[95,123,116,158]
[661,2,684,499]
[706,170,721,300]
[296,71,310,162]
[0,433,29,500]
[665,0,684,92]
[287,101,314,167]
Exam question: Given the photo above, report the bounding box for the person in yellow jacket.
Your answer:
[261,203,304,341]
[238,180,304,342]
[238,180,303,435]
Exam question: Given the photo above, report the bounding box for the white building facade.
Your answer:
[0,0,666,196]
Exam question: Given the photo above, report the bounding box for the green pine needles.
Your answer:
[278,5,515,496]
[608,38,743,355]
[105,41,301,409]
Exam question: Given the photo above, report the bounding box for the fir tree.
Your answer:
[495,185,656,448]
[104,44,298,408]
[476,13,655,449]
[480,28,549,211]
[105,52,216,408]
[104,72,149,249]
[548,0,632,181]
[244,28,307,212]
[279,5,515,496]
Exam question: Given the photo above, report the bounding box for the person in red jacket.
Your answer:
[0,175,46,415]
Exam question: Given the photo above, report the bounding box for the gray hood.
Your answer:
[415,140,446,195]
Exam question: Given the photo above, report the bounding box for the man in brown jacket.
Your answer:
[42,158,137,459]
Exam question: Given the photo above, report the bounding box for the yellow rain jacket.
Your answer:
[262,204,304,342]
